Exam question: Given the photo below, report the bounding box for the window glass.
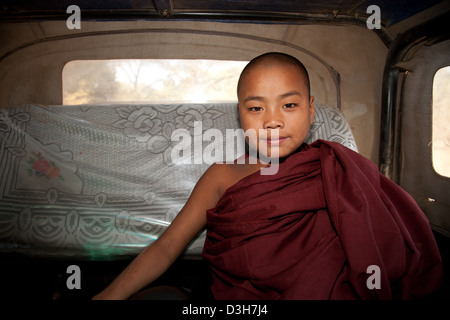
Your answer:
[432,66,450,177]
[63,59,248,104]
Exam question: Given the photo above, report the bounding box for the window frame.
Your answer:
[431,65,450,178]
[398,40,450,237]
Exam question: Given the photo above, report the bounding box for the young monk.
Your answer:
[94,52,443,300]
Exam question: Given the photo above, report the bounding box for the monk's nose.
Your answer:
[263,116,284,130]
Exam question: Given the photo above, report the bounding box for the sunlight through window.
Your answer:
[63,59,248,104]
[432,66,450,178]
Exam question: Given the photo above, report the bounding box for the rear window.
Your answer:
[62,59,248,104]
[432,65,450,178]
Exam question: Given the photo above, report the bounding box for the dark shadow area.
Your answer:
[428,231,450,300]
[1,231,448,300]
[0,253,213,301]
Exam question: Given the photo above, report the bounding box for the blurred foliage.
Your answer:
[63,59,247,104]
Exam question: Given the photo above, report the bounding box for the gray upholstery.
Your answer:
[0,103,356,259]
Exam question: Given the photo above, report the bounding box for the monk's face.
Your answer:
[237,63,315,159]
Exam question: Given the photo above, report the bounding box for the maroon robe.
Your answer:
[202,140,443,299]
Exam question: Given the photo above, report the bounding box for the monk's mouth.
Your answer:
[261,137,290,146]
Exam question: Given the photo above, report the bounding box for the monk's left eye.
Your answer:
[283,103,297,109]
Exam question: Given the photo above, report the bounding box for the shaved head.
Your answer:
[237,52,311,98]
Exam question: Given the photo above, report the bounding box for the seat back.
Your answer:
[0,103,356,259]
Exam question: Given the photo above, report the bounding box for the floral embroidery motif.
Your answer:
[114,106,162,142]
[27,152,64,180]
[113,105,223,164]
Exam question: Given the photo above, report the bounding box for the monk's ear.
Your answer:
[309,96,315,124]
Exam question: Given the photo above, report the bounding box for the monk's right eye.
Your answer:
[249,107,263,112]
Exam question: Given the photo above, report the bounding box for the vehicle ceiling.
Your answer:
[0,0,442,23]
[1,1,445,35]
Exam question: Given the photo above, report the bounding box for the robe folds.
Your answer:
[202,140,443,300]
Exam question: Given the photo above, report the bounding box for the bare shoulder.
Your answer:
[200,161,262,200]
[184,160,263,216]
[197,162,236,200]
[175,163,239,218]
[158,163,234,246]
[153,161,261,253]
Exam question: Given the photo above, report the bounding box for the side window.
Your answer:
[62,59,248,105]
[432,66,450,178]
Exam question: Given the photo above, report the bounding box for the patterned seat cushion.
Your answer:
[0,103,356,259]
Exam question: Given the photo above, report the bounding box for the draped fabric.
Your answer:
[202,140,443,299]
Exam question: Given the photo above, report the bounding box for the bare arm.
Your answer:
[92,164,225,300]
